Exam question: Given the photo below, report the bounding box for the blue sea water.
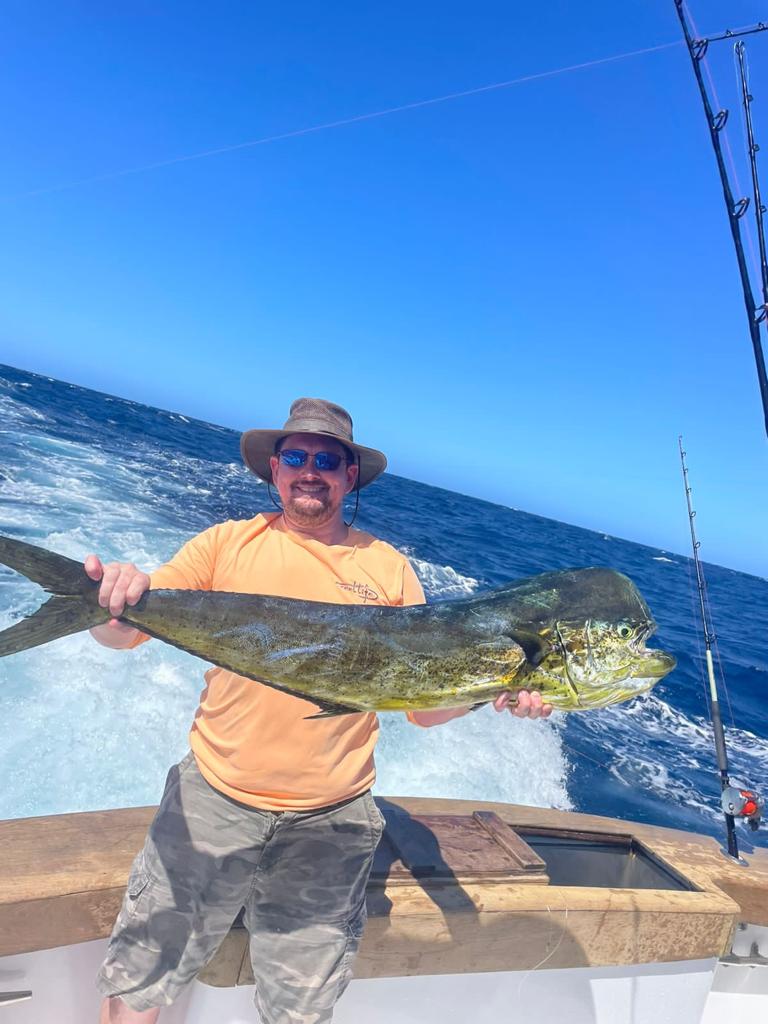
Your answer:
[0,363,766,851]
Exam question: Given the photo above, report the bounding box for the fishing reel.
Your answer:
[721,785,763,832]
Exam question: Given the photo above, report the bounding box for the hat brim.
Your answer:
[240,429,387,488]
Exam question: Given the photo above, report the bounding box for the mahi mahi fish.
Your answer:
[0,534,676,716]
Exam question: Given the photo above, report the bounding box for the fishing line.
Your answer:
[685,555,713,718]
[683,553,741,784]
[515,903,569,995]
[733,41,753,167]
[680,516,737,730]
[560,739,614,773]
[1,41,682,203]
[684,547,737,732]
[702,582,737,728]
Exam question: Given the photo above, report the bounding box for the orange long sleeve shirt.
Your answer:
[133,512,425,810]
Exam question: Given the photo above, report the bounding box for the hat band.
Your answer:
[282,417,353,441]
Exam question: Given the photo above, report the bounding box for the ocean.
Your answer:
[0,363,766,851]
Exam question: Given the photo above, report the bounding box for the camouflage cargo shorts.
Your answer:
[96,750,385,1023]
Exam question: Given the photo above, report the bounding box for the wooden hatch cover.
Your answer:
[370,803,548,885]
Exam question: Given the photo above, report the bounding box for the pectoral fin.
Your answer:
[476,637,528,681]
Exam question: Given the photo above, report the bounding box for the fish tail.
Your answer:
[0,535,104,656]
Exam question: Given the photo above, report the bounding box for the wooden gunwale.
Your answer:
[1,796,766,978]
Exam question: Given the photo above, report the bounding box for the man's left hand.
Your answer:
[492,690,553,719]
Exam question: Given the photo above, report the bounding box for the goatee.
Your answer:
[284,489,334,526]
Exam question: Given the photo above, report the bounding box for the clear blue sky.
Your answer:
[1,1,766,576]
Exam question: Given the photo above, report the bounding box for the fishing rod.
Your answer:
[678,437,762,861]
[735,41,768,314]
[674,2,768,438]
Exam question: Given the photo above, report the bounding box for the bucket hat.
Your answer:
[240,397,387,488]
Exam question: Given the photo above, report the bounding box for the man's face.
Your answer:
[270,433,359,529]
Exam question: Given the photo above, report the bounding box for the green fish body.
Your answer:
[0,535,676,716]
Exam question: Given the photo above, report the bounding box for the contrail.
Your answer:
[2,40,681,202]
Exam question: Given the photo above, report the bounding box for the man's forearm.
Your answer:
[408,706,472,727]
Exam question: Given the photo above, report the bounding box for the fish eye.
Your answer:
[618,625,633,639]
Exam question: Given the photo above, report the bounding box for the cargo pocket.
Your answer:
[344,906,367,945]
[124,851,153,918]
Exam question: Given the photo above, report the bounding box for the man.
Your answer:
[88,398,552,1024]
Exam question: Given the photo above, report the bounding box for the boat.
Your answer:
[1,794,767,1022]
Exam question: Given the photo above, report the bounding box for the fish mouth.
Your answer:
[627,621,676,680]
[633,646,676,679]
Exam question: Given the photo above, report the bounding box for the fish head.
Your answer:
[517,568,676,710]
[539,613,676,709]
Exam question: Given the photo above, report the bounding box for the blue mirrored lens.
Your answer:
[279,450,343,471]
[279,449,308,467]
[314,452,342,470]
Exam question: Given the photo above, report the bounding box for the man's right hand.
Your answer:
[85,555,150,649]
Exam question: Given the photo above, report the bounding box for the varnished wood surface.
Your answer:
[372,807,549,884]
[1,796,766,978]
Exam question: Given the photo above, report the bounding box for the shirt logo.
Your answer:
[336,581,379,603]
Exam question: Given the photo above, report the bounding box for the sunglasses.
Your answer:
[276,449,350,472]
